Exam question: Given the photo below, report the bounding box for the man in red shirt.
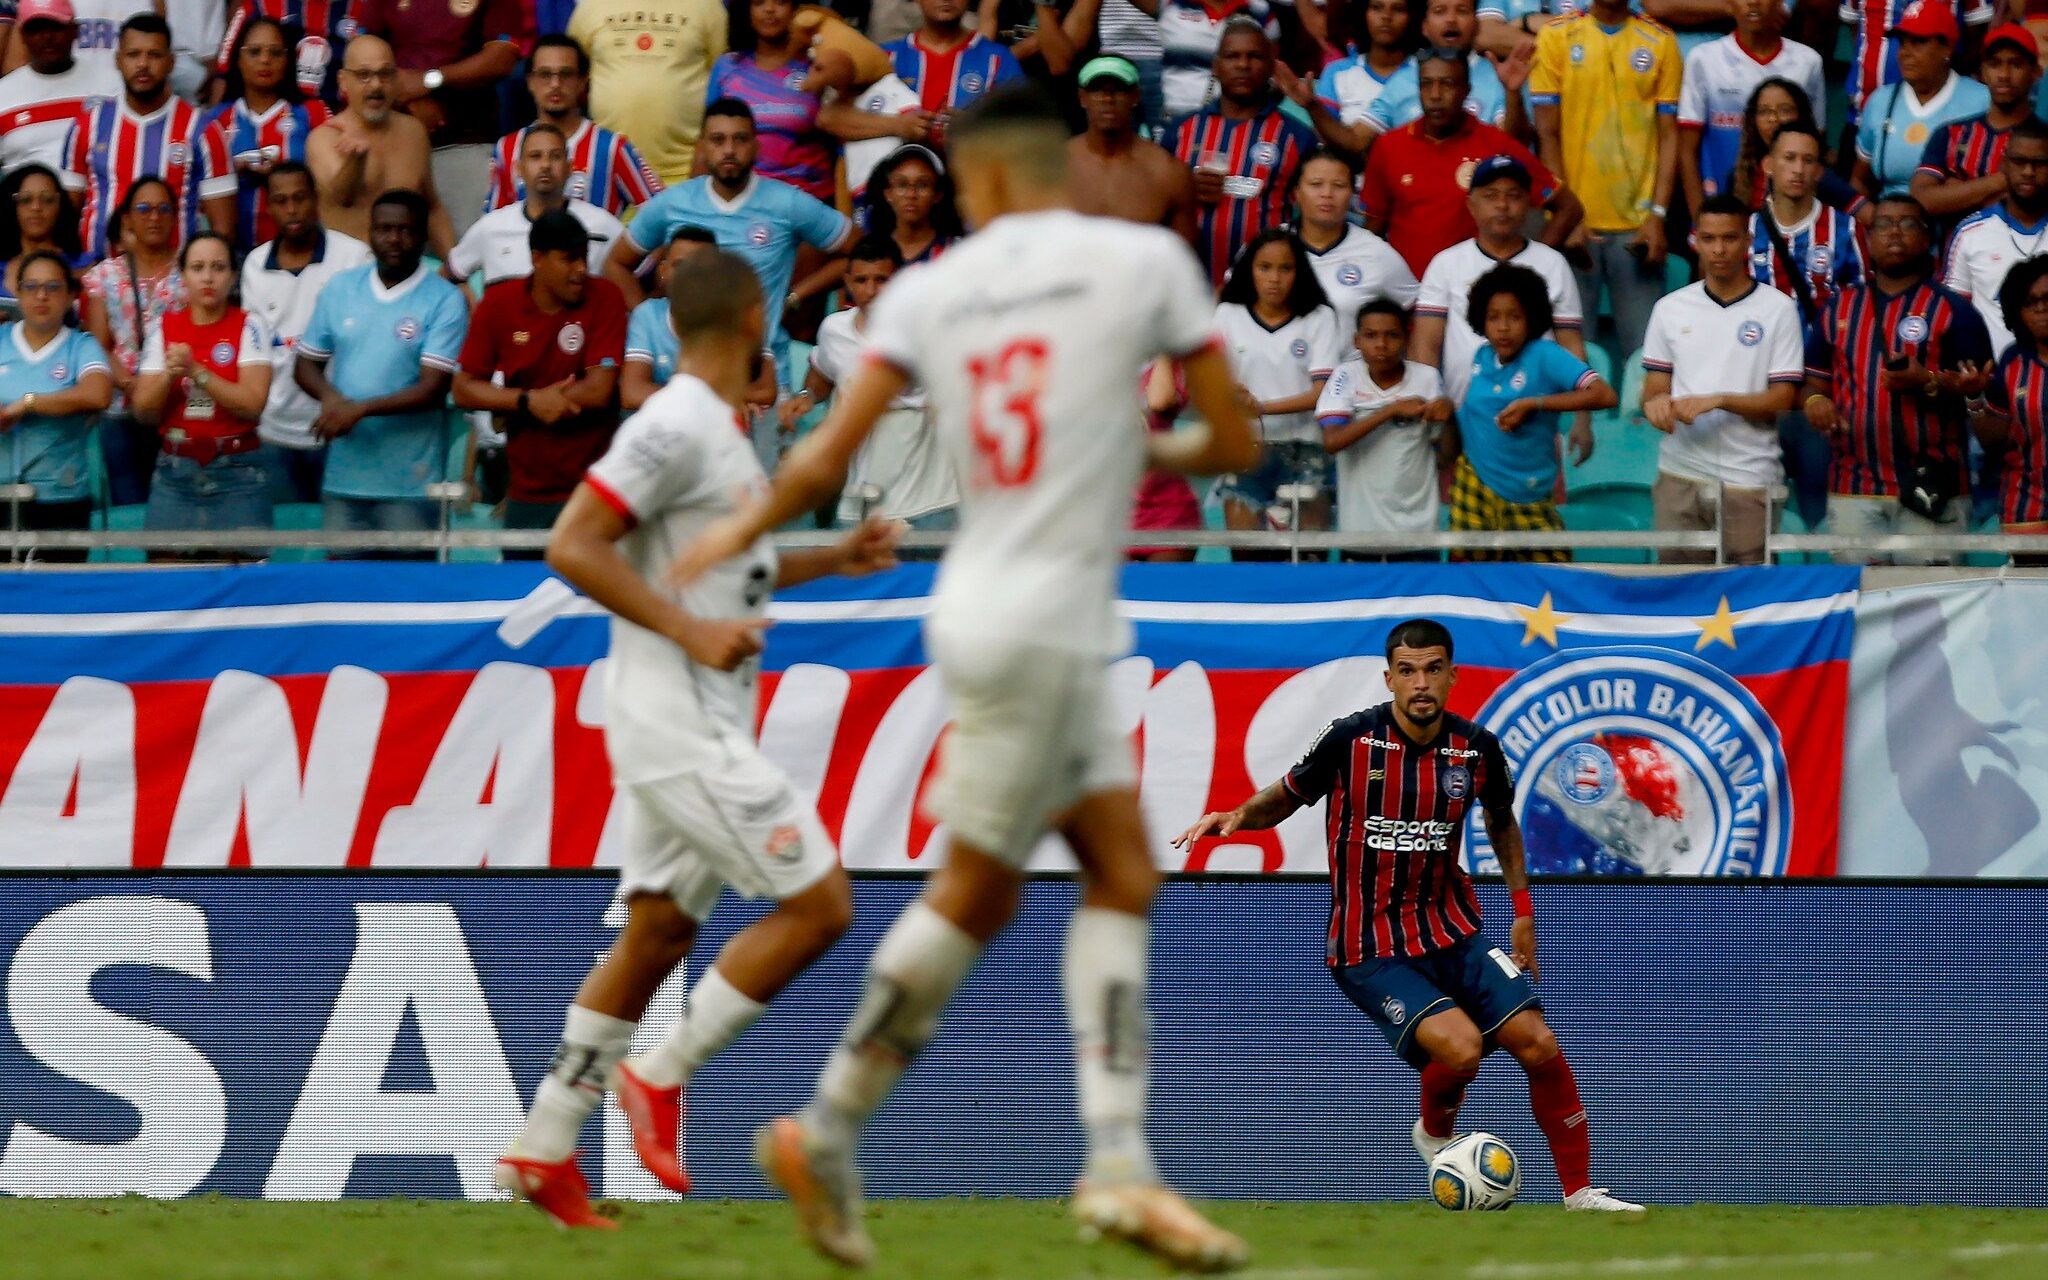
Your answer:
[353,0,531,238]
[454,208,627,554]
[1362,48,1581,278]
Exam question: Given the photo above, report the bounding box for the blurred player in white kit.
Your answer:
[672,83,1262,1273]
[493,248,901,1230]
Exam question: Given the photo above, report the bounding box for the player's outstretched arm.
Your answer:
[1172,780,1303,848]
[775,515,904,588]
[548,483,768,671]
[1485,804,1540,983]
[667,359,908,588]
[1148,344,1262,477]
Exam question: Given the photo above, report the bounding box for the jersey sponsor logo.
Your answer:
[48,362,67,382]
[1454,158,1477,191]
[1509,370,1527,391]
[395,318,420,342]
[1443,764,1471,800]
[336,18,361,40]
[1808,244,1832,274]
[1737,320,1764,348]
[558,323,586,355]
[512,330,530,345]
[748,222,771,246]
[1336,263,1363,287]
[1381,996,1406,1024]
[1362,815,1458,853]
[211,341,235,366]
[1252,141,1279,167]
[168,142,189,166]
[566,173,589,200]
[1897,315,1930,344]
[764,824,803,863]
[1570,44,1585,63]
[1290,337,1308,358]
[1471,647,1792,877]
[1630,47,1654,73]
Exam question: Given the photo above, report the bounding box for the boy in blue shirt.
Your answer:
[1451,262,1615,561]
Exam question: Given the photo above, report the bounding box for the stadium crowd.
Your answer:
[0,0,2045,565]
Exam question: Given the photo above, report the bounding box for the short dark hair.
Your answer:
[371,187,430,230]
[265,159,315,196]
[1357,297,1410,332]
[177,230,237,272]
[1385,618,1454,662]
[109,174,174,246]
[529,33,590,77]
[1999,254,2048,349]
[848,234,902,268]
[669,224,718,247]
[2009,117,2048,149]
[119,12,172,45]
[1290,145,1357,195]
[1871,193,1930,234]
[704,96,756,129]
[1416,45,1470,83]
[1218,228,1331,318]
[1695,193,1752,226]
[668,248,763,342]
[521,122,567,150]
[529,207,588,256]
[949,82,1069,188]
[1464,262,1553,338]
[1768,122,1824,154]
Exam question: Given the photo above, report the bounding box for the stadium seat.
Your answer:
[89,503,147,564]
[270,503,327,564]
[1559,481,1653,564]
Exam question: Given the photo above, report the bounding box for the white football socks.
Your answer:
[804,901,982,1151]
[509,1005,637,1163]
[631,966,767,1089]
[1065,906,1160,1186]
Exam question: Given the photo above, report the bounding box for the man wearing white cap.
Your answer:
[0,0,121,176]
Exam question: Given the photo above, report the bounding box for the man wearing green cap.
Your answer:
[1069,53,1196,239]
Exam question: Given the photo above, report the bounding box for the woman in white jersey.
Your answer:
[1290,146,1418,337]
[1212,227,1344,547]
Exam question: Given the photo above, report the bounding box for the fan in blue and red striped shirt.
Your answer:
[201,15,332,249]
[1164,19,1314,288]
[1174,618,1645,1215]
[482,37,662,219]
[1805,194,1992,547]
[1910,23,2044,229]
[215,0,355,109]
[1983,255,2048,547]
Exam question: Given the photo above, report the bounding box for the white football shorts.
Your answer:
[615,744,838,921]
[924,628,1137,867]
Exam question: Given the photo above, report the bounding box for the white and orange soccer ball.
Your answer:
[1428,1133,1521,1211]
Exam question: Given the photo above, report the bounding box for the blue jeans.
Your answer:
[143,454,272,532]
[323,495,440,561]
[1132,55,1165,138]
[255,442,326,505]
[99,414,157,506]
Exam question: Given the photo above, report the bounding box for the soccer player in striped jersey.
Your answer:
[1805,194,1992,562]
[62,14,236,260]
[482,35,661,220]
[1911,23,2043,223]
[201,15,332,249]
[1177,618,1646,1215]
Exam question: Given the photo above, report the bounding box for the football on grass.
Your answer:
[1429,1133,1521,1211]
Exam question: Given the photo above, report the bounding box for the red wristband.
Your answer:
[1511,889,1534,919]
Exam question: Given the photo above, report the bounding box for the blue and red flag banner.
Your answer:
[0,563,1858,876]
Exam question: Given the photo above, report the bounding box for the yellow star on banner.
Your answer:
[1515,592,1571,647]
[1694,596,1744,651]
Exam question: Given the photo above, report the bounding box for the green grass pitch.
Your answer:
[6,1198,2046,1280]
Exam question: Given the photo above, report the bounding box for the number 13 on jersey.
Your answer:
[966,338,1050,489]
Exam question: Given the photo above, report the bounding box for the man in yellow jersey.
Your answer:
[1530,0,1680,358]
[569,0,730,186]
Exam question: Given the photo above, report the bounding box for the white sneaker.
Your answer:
[755,1115,873,1266]
[1565,1186,1646,1214]
[1072,1179,1249,1273]
[1412,1118,1455,1167]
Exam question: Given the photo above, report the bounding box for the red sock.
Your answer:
[1526,1052,1591,1195]
[1419,1062,1478,1139]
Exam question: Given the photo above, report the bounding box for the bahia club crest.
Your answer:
[1466,647,1792,877]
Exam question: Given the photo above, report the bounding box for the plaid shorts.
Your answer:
[1448,457,1567,563]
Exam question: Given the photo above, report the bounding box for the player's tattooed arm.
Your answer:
[1486,806,1540,982]
[1171,780,1302,848]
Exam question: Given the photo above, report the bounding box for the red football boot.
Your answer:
[494,1152,617,1229]
[612,1060,692,1195]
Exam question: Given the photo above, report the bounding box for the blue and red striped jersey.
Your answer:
[1748,202,1868,323]
[1283,704,1514,965]
[63,97,236,260]
[883,32,1022,115]
[1807,279,1991,496]
[216,0,355,107]
[1165,102,1316,288]
[1915,112,2033,192]
[1988,345,2048,524]
[199,98,331,248]
[483,120,663,218]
